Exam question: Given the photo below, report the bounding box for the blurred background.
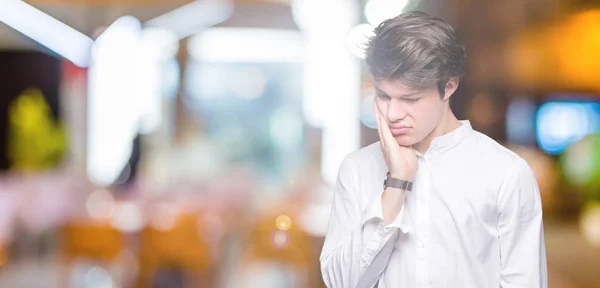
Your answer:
[0,0,599,287]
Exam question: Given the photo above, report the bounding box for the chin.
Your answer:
[393,134,416,147]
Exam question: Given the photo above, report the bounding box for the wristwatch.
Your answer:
[383,172,413,191]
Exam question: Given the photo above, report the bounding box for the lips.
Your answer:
[389,126,410,135]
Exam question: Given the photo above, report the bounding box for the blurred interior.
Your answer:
[0,0,600,287]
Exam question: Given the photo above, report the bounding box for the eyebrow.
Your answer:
[375,88,421,99]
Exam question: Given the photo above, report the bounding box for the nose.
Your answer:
[386,98,409,123]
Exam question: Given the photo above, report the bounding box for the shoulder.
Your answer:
[466,130,525,168]
[341,142,385,172]
[465,130,537,192]
[350,141,382,162]
[337,141,386,184]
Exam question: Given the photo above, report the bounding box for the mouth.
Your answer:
[389,126,411,135]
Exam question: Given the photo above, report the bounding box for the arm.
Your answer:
[497,159,548,288]
[320,154,412,288]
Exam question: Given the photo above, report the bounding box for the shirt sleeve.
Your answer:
[497,158,548,288]
[320,153,411,288]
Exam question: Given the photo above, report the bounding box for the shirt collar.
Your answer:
[415,120,473,157]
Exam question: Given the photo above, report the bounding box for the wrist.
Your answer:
[390,173,412,181]
[384,172,414,191]
[389,171,414,182]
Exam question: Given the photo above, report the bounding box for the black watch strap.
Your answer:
[383,172,413,191]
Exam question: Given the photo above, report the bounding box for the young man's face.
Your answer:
[373,79,452,147]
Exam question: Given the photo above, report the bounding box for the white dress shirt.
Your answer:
[320,120,547,288]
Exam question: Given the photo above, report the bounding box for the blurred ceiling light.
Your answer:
[138,28,179,61]
[292,0,360,185]
[135,29,175,135]
[348,24,375,59]
[188,28,304,63]
[89,17,178,186]
[87,16,142,186]
[365,0,410,27]
[0,0,93,67]
[94,16,141,48]
[145,0,234,40]
[292,0,349,32]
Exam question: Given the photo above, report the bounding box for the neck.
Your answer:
[413,108,461,154]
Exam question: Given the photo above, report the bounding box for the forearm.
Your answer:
[321,219,403,288]
[381,187,407,226]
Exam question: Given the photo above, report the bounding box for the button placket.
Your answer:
[415,156,430,288]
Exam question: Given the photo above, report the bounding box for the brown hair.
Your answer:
[365,11,466,97]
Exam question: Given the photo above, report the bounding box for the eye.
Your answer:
[377,94,391,100]
[405,98,420,103]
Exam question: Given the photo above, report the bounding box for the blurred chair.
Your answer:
[136,212,214,288]
[62,221,123,262]
[236,209,316,288]
[60,221,125,286]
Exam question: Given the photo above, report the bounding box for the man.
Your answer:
[320,11,547,288]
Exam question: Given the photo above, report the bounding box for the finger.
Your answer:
[378,110,397,146]
[373,99,385,149]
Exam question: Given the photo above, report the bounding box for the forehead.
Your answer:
[374,79,435,97]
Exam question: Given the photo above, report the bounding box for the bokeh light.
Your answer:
[149,202,180,232]
[85,189,116,220]
[275,215,292,231]
[561,134,600,194]
[580,201,600,247]
[270,230,290,249]
[506,98,537,145]
[537,101,600,155]
[299,203,331,237]
[360,95,377,129]
[85,266,114,288]
[110,202,144,233]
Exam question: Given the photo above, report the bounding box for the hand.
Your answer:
[373,99,418,182]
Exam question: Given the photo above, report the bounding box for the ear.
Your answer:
[443,78,459,101]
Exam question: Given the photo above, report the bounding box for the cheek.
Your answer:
[411,100,442,125]
[374,98,388,113]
